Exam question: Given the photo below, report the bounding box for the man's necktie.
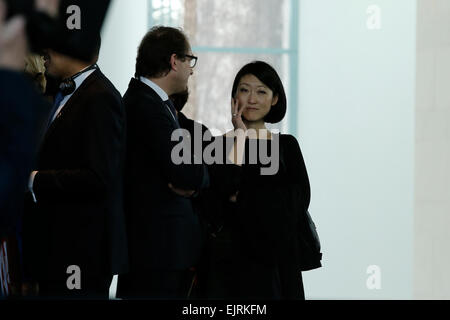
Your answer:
[46,91,65,130]
[165,99,180,128]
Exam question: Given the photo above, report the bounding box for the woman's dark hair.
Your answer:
[135,26,190,78]
[231,61,287,124]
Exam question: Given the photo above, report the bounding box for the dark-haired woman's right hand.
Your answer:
[227,98,247,166]
[231,97,247,132]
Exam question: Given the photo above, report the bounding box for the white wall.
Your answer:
[298,0,416,299]
[97,0,149,298]
[414,0,450,300]
[98,0,149,95]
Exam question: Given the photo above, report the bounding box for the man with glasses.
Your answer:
[183,54,198,68]
[117,26,208,299]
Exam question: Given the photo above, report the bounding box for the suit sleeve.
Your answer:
[33,91,125,203]
[143,102,209,191]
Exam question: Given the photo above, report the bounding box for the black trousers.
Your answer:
[117,269,195,300]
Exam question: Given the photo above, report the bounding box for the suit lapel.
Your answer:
[130,78,179,129]
[43,70,100,140]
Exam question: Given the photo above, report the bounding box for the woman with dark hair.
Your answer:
[197,61,316,300]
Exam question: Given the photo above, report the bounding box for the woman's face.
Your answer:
[235,74,278,122]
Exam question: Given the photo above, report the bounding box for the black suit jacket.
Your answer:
[121,78,209,272]
[22,69,128,282]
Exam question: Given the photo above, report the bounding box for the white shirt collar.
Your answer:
[74,66,95,89]
[139,76,169,101]
[50,67,96,123]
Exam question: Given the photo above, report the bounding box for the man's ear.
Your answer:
[170,53,178,71]
[271,94,279,106]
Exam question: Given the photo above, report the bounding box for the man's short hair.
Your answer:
[135,26,190,78]
[91,33,102,63]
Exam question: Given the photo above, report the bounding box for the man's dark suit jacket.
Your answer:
[22,69,128,283]
[120,78,209,273]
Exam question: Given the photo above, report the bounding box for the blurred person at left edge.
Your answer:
[0,0,52,298]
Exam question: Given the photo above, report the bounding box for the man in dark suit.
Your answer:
[117,26,209,299]
[21,37,128,299]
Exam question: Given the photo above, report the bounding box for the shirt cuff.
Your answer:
[28,171,38,203]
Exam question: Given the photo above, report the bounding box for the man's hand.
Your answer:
[168,183,195,198]
[0,0,27,70]
[229,191,239,203]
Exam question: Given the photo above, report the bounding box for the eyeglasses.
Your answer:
[183,54,198,68]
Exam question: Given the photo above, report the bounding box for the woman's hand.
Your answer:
[227,98,247,166]
[231,98,247,132]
